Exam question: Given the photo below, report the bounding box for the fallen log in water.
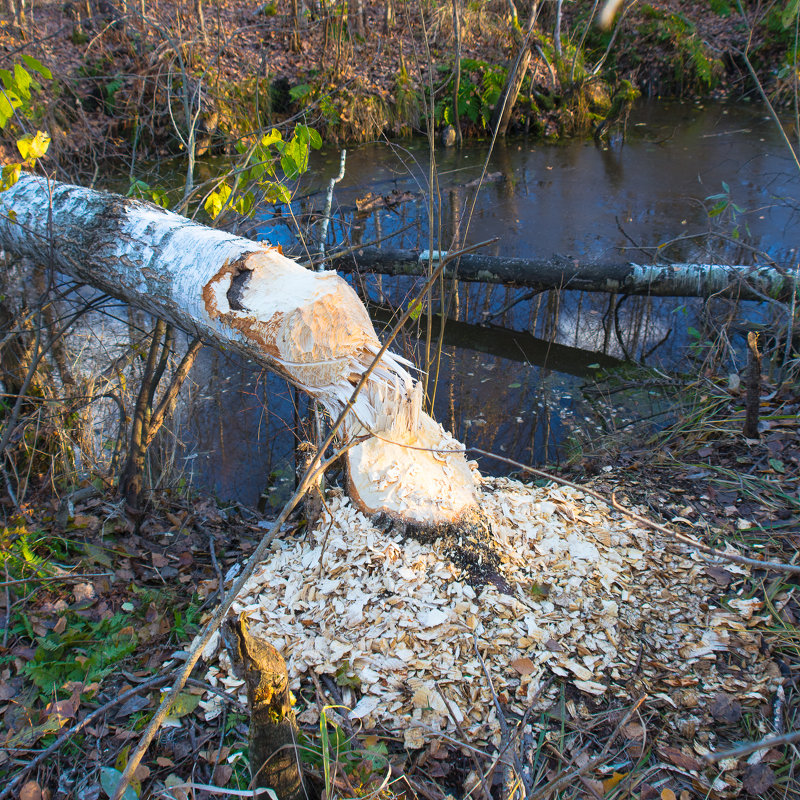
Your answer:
[0,174,484,542]
[328,247,797,301]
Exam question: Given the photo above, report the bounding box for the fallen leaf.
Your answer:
[510,657,535,675]
[602,771,627,792]
[115,693,150,719]
[164,775,188,800]
[743,763,775,795]
[152,553,168,568]
[212,764,233,786]
[99,767,137,800]
[45,698,75,724]
[20,780,42,800]
[164,691,201,719]
[710,693,742,724]
[658,745,702,772]
[622,722,645,739]
[660,789,677,800]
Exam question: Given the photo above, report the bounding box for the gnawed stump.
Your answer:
[222,612,305,800]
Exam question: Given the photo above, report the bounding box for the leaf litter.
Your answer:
[201,475,777,757]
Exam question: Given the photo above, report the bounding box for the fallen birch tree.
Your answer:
[0,173,491,560]
[327,247,797,301]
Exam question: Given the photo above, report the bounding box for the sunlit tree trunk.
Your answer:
[350,0,365,35]
[195,0,210,47]
[452,0,462,146]
[290,0,302,52]
[553,0,563,60]
[491,0,541,136]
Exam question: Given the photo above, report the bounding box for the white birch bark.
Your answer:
[0,173,478,525]
[328,247,798,302]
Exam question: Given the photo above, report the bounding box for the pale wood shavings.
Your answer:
[202,477,778,743]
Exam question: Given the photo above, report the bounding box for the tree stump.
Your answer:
[222,613,305,800]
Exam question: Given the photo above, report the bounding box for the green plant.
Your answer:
[203,124,321,220]
[638,5,723,93]
[0,56,52,191]
[706,181,749,240]
[23,612,138,697]
[127,180,170,209]
[434,58,508,130]
[171,599,201,641]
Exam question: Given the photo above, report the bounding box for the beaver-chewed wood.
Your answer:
[222,612,305,800]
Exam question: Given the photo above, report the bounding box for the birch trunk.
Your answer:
[0,173,479,528]
[328,247,797,302]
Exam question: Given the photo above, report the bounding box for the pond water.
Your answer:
[175,101,799,507]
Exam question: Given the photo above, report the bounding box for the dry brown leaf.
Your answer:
[743,763,775,796]
[658,745,703,772]
[19,781,42,800]
[660,789,677,800]
[710,692,742,724]
[510,657,535,675]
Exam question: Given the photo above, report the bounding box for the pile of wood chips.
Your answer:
[200,476,777,751]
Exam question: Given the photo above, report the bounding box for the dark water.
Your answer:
[176,101,799,506]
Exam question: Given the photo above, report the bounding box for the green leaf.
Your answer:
[0,68,14,92]
[293,123,322,150]
[289,83,312,102]
[126,179,150,198]
[408,299,423,321]
[203,182,232,219]
[263,182,291,204]
[587,363,601,369]
[687,326,701,339]
[165,691,202,718]
[0,91,22,128]
[17,130,50,161]
[21,54,52,80]
[150,188,169,208]
[13,64,31,100]
[508,382,521,388]
[769,458,785,474]
[708,199,728,217]
[99,767,138,800]
[0,162,21,192]
[721,180,729,193]
[261,128,282,148]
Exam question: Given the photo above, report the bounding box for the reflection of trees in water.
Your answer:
[177,349,300,507]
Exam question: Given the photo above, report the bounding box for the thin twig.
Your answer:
[704,728,800,763]
[471,448,800,575]
[0,572,114,588]
[0,674,170,800]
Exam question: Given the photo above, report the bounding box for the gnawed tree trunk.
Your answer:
[328,247,798,301]
[0,174,479,531]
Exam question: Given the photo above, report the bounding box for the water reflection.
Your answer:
[174,101,798,505]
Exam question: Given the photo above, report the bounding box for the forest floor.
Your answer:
[0,0,794,167]
[2,367,799,800]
